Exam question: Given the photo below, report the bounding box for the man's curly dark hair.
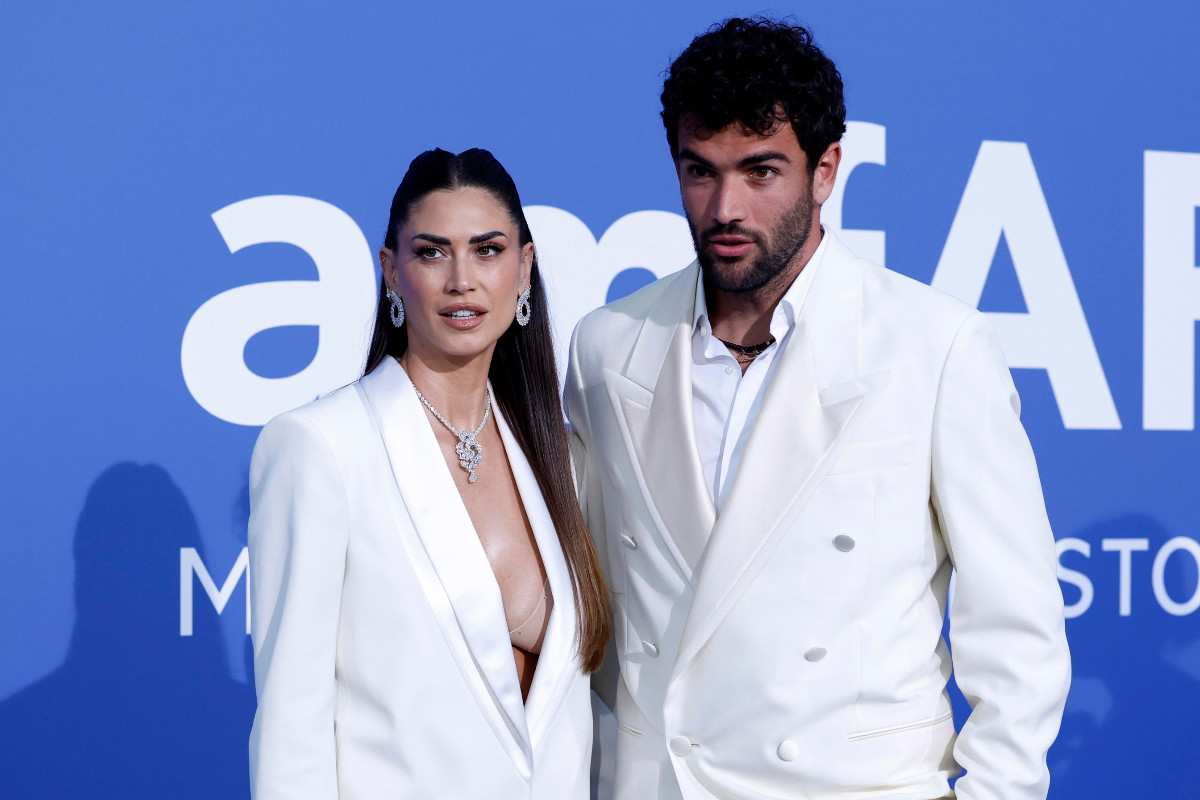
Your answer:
[660,17,846,171]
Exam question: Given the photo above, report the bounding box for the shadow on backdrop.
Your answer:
[1047,513,1198,798]
[0,462,254,798]
[940,512,1199,797]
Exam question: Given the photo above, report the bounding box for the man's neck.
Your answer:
[708,223,823,345]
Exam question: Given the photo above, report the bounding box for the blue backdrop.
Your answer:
[2,1,1198,797]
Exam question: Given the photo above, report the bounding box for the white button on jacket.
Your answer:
[776,740,800,762]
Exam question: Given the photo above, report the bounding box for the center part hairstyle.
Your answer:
[364,148,610,672]
[660,16,847,169]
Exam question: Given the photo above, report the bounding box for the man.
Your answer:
[567,17,1070,800]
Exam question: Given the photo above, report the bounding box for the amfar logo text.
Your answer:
[177,123,1200,635]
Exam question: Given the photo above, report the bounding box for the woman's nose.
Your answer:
[446,259,473,293]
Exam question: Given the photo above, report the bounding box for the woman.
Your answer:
[246,148,609,799]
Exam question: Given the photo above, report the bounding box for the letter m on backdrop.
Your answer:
[179,547,250,636]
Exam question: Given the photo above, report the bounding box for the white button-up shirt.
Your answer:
[691,232,829,509]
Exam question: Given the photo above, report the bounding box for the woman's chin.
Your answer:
[424,331,499,362]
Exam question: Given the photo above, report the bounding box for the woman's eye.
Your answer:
[478,244,502,257]
[417,246,442,259]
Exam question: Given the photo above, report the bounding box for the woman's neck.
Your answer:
[399,344,494,429]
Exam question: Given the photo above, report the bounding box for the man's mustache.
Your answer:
[700,223,764,246]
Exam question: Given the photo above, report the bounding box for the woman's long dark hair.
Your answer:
[364,148,610,671]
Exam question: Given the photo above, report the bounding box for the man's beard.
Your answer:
[692,189,814,295]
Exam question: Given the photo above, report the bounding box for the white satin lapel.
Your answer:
[493,403,576,754]
[640,326,716,570]
[672,241,877,678]
[604,371,696,581]
[359,358,532,776]
[603,262,715,577]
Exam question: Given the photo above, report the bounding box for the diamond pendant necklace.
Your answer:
[412,384,493,484]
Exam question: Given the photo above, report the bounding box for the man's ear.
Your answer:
[812,141,843,206]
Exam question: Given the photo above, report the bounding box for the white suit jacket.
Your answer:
[566,232,1071,800]
[247,356,592,800]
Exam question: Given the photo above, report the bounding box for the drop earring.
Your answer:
[387,288,405,327]
[515,286,532,327]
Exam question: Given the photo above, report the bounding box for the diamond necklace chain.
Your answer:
[412,384,493,484]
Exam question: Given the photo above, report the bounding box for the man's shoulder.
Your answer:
[572,263,694,357]
[856,257,978,345]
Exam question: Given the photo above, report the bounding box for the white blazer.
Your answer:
[247,356,592,800]
[566,232,1071,800]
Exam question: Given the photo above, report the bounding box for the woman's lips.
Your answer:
[439,309,487,330]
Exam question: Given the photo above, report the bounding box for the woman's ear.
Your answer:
[520,241,535,289]
[380,247,396,291]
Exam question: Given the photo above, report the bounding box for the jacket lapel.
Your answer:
[358,357,533,777]
[671,235,881,679]
[494,402,578,754]
[603,263,716,578]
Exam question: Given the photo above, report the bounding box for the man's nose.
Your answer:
[710,178,747,226]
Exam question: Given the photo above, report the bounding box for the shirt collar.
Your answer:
[692,226,830,340]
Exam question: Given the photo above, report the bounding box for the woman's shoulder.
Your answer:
[253,378,372,464]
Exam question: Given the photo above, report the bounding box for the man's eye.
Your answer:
[686,164,712,178]
[750,166,776,179]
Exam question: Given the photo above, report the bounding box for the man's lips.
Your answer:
[705,236,755,258]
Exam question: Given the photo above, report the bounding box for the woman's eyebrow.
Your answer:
[412,233,451,245]
[410,231,508,245]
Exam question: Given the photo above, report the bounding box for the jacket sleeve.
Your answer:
[247,413,349,799]
[931,311,1071,800]
[565,319,620,800]
[564,316,619,700]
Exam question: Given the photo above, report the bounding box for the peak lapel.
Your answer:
[604,263,715,578]
[671,239,877,678]
[493,402,577,754]
[358,358,533,776]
